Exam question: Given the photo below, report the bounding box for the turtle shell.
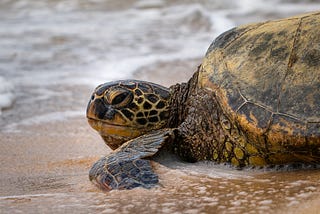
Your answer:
[199,12,320,162]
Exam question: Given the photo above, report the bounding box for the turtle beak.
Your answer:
[87,117,143,150]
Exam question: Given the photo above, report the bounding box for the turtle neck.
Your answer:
[167,66,200,128]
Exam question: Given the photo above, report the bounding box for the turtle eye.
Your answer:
[105,88,133,108]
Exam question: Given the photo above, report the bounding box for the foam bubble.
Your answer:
[0,76,15,115]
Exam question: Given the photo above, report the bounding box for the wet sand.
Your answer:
[1,61,320,214]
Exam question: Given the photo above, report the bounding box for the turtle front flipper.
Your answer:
[89,129,174,191]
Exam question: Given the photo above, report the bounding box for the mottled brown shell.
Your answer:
[199,12,320,159]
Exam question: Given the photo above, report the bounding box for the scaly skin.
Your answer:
[89,129,174,190]
[87,80,171,149]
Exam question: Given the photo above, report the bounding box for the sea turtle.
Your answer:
[86,12,320,191]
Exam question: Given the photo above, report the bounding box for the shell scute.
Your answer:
[200,12,320,140]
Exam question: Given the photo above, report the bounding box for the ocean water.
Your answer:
[0,0,320,122]
[1,0,320,124]
[1,0,320,213]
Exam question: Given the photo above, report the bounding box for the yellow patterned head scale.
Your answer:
[87,80,171,149]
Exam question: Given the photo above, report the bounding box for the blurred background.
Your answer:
[1,0,320,122]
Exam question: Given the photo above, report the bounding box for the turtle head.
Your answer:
[87,80,171,150]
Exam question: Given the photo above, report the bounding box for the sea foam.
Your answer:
[0,76,14,115]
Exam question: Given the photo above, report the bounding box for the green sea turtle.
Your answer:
[86,12,320,190]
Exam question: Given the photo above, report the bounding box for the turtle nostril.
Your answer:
[91,94,95,101]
